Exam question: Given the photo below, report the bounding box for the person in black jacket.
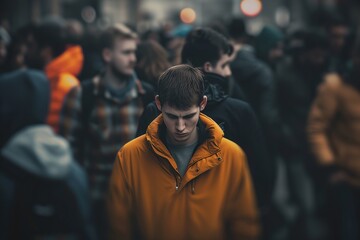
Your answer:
[136,28,276,237]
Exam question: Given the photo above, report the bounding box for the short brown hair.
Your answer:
[157,64,204,110]
[100,23,137,50]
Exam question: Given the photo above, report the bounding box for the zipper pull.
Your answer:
[175,176,181,191]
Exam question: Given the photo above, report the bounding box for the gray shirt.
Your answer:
[166,136,198,176]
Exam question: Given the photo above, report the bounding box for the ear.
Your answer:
[199,96,207,111]
[102,48,112,63]
[155,95,162,111]
[203,62,213,72]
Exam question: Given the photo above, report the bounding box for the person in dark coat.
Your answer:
[275,30,330,240]
[137,28,276,235]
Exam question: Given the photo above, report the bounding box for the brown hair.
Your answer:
[157,64,204,110]
[136,40,171,88]
[100,23,137,50]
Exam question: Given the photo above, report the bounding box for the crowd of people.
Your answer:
[0,7,359,240]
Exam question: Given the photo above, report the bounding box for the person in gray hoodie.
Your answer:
[0,69,96,239]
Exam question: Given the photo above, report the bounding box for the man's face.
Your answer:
[208,53,232,78]
[106,37,137,76]
[156,97,207,146]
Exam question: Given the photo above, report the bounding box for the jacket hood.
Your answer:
[203,72,229,105]
[145,113,224,167]
[45,45,83,80]
[0,69,50,148]
[1,125,72,179]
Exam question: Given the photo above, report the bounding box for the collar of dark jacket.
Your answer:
[203,71,228,105]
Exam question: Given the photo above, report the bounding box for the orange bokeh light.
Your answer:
[180,8,196,24]
[240,0,262,17]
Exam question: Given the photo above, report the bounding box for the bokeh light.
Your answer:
[240,0,262,17]
[180,8,196,24]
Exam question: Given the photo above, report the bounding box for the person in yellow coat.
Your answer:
[307,43,360,240]
[107,64,260,240]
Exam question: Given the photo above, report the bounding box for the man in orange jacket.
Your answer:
[26,17,83,133]
[107,64,260,240]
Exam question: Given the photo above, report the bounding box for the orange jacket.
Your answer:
[307,74,360,185]
[45,45,83,132]
[107,113,260,240]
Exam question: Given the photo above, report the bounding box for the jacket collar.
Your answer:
[203,71,228,104]
[145,113,224,188]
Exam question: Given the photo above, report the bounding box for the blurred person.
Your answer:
[3,25,33,72]
[0,26,10,72]
[107,64,260,240]
[253,25,284,71]
[135,40,171,90]
[26,17,83,133]
[227,16,281,239]
[76,21,104,82]
[0,69,96,240]
[166,24,193,65]
[66,19,84,44]
[58,23,154,239]
[325,15,352,73]
[136,28,274,234]
[206,19,247,100]
[307,39,360,240]
[275,30,329,240]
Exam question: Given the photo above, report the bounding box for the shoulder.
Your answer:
[222,97,252,110]
[118,135,149,158]
[219,138,247,167]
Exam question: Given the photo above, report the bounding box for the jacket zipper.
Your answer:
[175,175,182,191]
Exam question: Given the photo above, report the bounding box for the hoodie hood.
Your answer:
[45,45,83,80]
[0,69,50,148]
[1,125,72,179]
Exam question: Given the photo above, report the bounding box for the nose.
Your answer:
[176,118,186,132]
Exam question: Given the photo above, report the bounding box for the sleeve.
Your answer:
[58,86,84,163]
[226,148,261,240]
[107,151,135,240]
[307,75,340,165]
[240,104,275,215]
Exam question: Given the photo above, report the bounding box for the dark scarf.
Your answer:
[203,72,229,106]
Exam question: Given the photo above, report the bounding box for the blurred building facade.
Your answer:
[0,0,359,35]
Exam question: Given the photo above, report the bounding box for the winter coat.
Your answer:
[136,72,274,214]
[45,45,83,133]
[107,113,260,240]
[276,57,324,158]
[307,73,360,185]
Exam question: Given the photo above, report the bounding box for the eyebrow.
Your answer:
[164,112,197,119]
